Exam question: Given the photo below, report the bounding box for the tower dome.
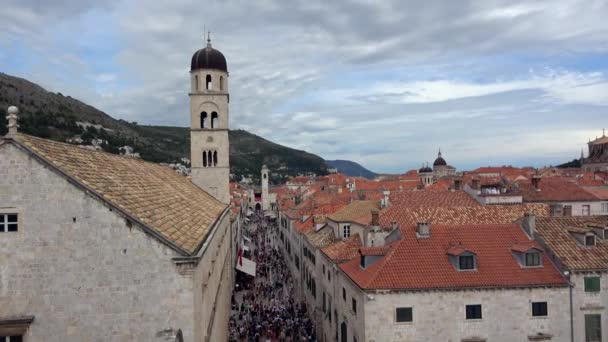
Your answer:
[190,35,227,72]
[433,149,447,167]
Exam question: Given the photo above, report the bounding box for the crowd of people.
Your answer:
[229,212,316,342]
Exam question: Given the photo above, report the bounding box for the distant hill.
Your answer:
[0,72,326,183]
[557,159,582,168]
[325,159,377,179]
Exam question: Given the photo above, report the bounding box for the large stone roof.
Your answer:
[9,134,228,255]
[535,216,608,271]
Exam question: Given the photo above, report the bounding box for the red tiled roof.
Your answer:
[380,204,549,227]
[360,246,391,256]
[535,216,608,270]
[446,246,474,256]
[583,186,608,200]
[390,190,479,207]
[321,234,362,262]
[518,178,600,202]
[340,224,567,290]
[511,243,539,253]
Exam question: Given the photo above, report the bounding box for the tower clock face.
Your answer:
[207,136,214,142]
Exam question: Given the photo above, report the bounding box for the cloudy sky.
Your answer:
[1,0,607,173]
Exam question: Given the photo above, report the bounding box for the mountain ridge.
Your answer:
[0,72,327,183]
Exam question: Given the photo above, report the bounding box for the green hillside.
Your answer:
[0,72,327,183]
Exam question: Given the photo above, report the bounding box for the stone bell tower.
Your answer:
[261,165,270,211]
[189,33,230,204]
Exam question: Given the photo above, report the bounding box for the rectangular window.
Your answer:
[0,214,18,233]
[585,277,601,293]
[532,302,548,317]
[602,203,608,213]
[342,287,346,301]
[525,252,541,266]
[582,205,591,216]
[563,205,572,217]
[396,307,413,322]
[343,225,351,238]
[328,271,331,282]
[323,292,326,313]
[466,304,482,320]
[459,255,475,270]
[585,235,596,247]
[585,314,602,342]
[352,298,357,314]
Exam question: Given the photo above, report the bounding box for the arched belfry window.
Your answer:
[195,75,199,91]
[202,151,208,167]
[211,112,219,129]
[200,112,208,128]
[213,151,218,166]
[208,151,213,167]
[220,76,224,91]
[206,74,212,90]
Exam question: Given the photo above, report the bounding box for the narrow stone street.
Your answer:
[229,213,316,342]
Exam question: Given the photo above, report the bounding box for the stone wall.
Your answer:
[360,286,570,341]
[0,142,234,341]
[571,271,608,342]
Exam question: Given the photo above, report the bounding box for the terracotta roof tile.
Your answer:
[390,190,479,207]
[340,224,567,290]
[12,134,227,254]
[327,200,381,224]
[321,234,362,262]
[535,216,608,270]
[518,178,600,202]
[380,203,549,227]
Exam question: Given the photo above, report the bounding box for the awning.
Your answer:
[236,256,256,277]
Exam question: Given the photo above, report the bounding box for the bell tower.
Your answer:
[261,165,270,211]
[189,33,230,203]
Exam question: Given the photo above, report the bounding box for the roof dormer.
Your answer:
[568,227,598,247]
[511,244,543,267]
[447,246,477,271]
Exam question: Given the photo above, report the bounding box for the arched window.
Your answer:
[211,112,219,128]
[200,112,208,128]
[195,75,199,91]
[206,74,212,90]
[202,150,207,167]
[208,151,213,167]
[220,76,224,91]
[213,151,218,166]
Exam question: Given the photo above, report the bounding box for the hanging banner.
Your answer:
[236,248,256,276]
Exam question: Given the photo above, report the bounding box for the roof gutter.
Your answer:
[9,138,193,256]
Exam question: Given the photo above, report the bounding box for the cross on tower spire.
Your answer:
[207,31,212,47]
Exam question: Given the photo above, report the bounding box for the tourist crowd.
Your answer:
[229,212,316,342]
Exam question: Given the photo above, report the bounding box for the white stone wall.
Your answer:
[0,143,234,342]
[0,143,194,341]
[358,285,570,342]
[571,271,608,342]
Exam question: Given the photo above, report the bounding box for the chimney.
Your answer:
[522,213,536,237]
[6,106,19,137]
[454,178,462,191]
[382,191,390,208]
[371,209,379,226]
[531,175,541,191]
[416,222,430,238]
[471,178,480,190]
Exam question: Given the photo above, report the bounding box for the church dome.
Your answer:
[433,149,447,167]
[190,38,227,72]
[433,157,447,167]
[419,165,433,173]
